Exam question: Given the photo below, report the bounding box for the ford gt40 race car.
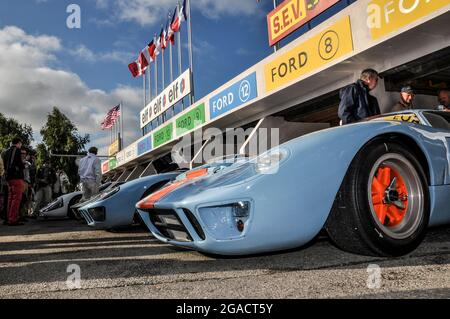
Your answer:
[78,173,180,229]
[136,110,450,257]
[39,182,114,219]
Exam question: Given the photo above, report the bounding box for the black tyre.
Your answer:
[325,141,430,257]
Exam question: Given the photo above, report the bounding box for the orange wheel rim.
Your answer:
[371,165,409,227]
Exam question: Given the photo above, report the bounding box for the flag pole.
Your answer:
[170,38,174,84]
[143,70,146,106]
[155,36,159,96]
[177,2,184,110]
[187,0,195,105]
[162,39,165,90]
[148,64,152,101]
[169,11,174,84]
[120,101,124,150]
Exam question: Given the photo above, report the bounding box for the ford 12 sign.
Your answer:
[209,72,258,120]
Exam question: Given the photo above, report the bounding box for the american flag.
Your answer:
[101,104,121,130]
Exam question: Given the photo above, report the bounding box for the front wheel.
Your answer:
[325,141,430,257]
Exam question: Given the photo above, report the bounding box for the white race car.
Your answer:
[39,182,114,219]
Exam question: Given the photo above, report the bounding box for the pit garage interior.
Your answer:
[103,3,450,183]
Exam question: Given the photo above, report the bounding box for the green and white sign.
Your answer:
[153,123,174,148]
[176,103,206,136]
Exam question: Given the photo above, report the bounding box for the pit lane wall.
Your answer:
[102,0,450,174]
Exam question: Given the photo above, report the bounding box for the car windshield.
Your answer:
[422,111,450,130]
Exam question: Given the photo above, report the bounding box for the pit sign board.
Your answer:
[264,16,353,92]
[176,103,206,136]
[108,139,120,157]
[153,123,174,148]
[209,72,258,120]
[140,69,192,129]
[367,0,450,40]
[267,0,340,47]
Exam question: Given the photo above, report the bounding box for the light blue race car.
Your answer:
[136,110,450,257]
[78,172,180,229]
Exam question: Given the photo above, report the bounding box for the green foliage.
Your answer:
[39,107,90,188]
[0,113,34,150]
[35,143,49,168]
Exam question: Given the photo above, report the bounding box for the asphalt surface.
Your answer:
[0,218,449,299]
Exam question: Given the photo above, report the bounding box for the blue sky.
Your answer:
[0,0,350,153]
[0,0,280,152]
[0,0,274,97]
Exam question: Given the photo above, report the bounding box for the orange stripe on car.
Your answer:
[136,168,209,209]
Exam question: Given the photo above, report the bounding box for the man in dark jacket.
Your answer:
[33,162,56,215]
[392,86,415,112]
[2,137,25,226]
[338,69,381,125]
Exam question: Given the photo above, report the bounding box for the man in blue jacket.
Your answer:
[338,69,381,125]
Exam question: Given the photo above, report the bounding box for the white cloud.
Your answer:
[70,44,135,63]
[0,26,142,153]
[96,0,262,27]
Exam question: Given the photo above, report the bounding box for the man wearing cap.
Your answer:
[437,89,450,111]
[392,86,415,112]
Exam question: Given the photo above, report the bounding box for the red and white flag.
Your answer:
[154,34,162,56]
[171,0,187,33]
[160,27,167,50]
[101,105,121,130]
[148,40,156,60]
[138,51,149,72]
[128,60,142,77]
[167,7,177,45]
[142,44,154,65]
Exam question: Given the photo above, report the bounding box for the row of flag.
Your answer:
[128,0,187,78]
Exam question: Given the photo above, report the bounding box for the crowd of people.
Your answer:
[0,138,70,226]
[338,68,450,125]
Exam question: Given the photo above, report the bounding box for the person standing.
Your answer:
[338,69,381,125]
[391,86,415,112]
[54,169,70,198]
[437,89,450,111]
[59,169,70,195]
[0,155,4,177]
[78,147,102,201]
[20,149,32,221]
[33,162,56,216]
[3,138,25,226]
[0,154,5,221]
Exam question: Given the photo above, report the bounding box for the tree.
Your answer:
[39,107,90,188]
[0,112,34,150]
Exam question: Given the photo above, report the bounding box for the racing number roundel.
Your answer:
[318,30,340,61]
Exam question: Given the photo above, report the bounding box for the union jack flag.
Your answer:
[101,104,121,130]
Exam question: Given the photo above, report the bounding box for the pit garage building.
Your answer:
[102,0,450,182]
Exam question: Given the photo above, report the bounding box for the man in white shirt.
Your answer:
[78,147,102,201]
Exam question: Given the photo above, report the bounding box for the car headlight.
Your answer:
[198,201,251,240]
[255,148,288,175]
[40,198,64,213]
[100,186,120,200]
